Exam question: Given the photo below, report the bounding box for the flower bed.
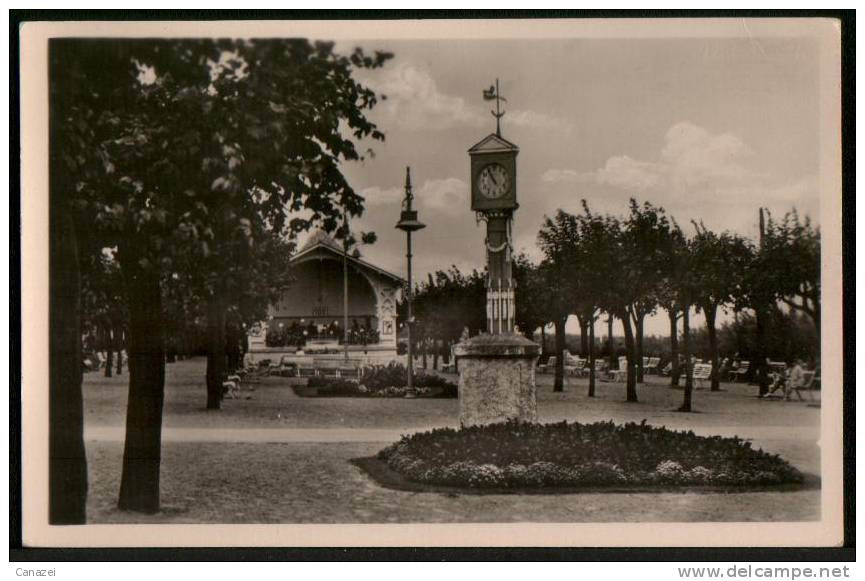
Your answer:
[302,363,458,398]
[376,421,804,489]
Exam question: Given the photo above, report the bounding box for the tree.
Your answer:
[689,224,751,390]
[762,210,821,334]
[583,201,673,402]
[666,225,699,412]
[656,285,681,387]
[537,212,583,393]
[53,38,392,514]
[512,254,547,343]
[80,250,128,379]
[409,266,487,367]
[621,201,672,385]
[538,207,614,396]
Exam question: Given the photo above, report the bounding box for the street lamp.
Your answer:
[395,166,425,398]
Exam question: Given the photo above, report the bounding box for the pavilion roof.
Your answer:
[292,230,405,285]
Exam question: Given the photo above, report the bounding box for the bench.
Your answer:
[643,357,661,375]
[731,361,750,382]
[538,356,556,374]
[691,363,712,388]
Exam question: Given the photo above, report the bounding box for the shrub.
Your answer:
[360,362,456,392]
[302,366,456,398]
[377,420,804,489]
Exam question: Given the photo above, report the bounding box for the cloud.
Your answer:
[506,108,573,132]
[595,155,664,191]
[358,184,405,207]
[661,122,754,189]
[360,63,485,131]
[543,120,808,199]
[360,62,574,135]
[360,177,469,215]
[539,121,817,234]
[540,169,588,184]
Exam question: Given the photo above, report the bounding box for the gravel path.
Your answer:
[86,441,820,525]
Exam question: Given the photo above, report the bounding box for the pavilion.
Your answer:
[247,230,404,363]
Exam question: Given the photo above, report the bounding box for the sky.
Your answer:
[321,35,821,337]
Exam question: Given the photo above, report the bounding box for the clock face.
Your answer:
[477,163,511,199]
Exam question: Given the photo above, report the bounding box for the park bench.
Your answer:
[296,365,318,378]
[643,357,661,375]
[731,361,750,382]
[338,367,361,379]
[320,368,340,378]
[571,358,588,377]
[601,356,628,382]
[564,353,584,376]
[441,346,457,373]
[691,363,712,388]
[538,356,556,374]
[796,370,820,402]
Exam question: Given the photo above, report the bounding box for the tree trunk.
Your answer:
[104,326,114,378]
[432,340,440,370]
[669,308,680,387]
[49,211,88,524]
[540,326,547,356]
[635,312,645,384]
[755,307,769,396]
[205,296,226,410]
[588,315,596,397]
[812,293,821,340]
[117,262,165,514]
[607,315,615,370]
[705,305,720,391]
[422,340,428,369]
[115,327,124,375]
[680,306,694,412]
[621,312,638,402]
[577,315,588,358]
[553,316,566,392]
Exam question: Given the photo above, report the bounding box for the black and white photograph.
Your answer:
[17,16,847,552]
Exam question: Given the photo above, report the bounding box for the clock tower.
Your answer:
[469,133,520,334]
[455,79,539,427]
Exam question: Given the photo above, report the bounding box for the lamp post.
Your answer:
[342,215,350,363]
[395,167,425,398]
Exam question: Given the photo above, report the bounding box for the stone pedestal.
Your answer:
[454,333,540,426]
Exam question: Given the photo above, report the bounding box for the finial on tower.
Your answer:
[482,78,507,137]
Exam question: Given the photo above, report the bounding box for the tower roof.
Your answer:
[468,133,520,154]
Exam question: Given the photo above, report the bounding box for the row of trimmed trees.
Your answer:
[409,199,820,413]
[50,39,392,522]
[534,199,820,411]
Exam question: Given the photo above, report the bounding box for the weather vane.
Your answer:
[482,78,507,137]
